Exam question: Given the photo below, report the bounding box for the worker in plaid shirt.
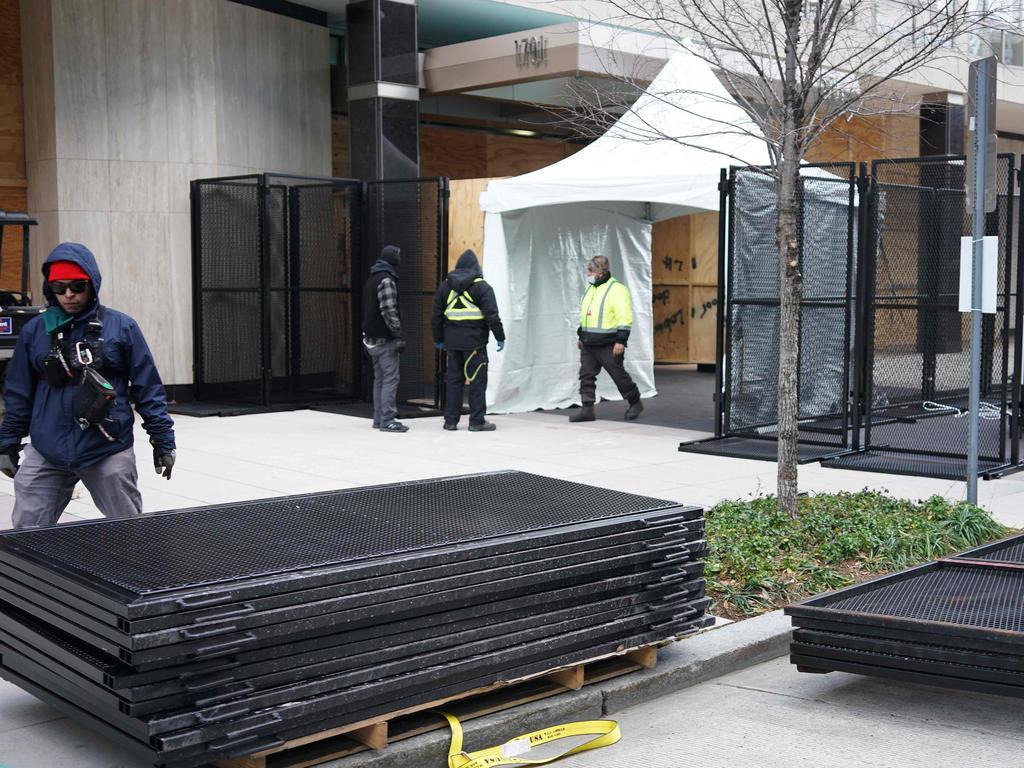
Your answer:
[362,245,408,432]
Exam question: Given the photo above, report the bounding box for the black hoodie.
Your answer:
[431,250,505,351]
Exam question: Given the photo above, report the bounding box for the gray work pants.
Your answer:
[367,340,402,426]
[12,444,143,529]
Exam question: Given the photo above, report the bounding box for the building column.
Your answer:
[346,0,420,180]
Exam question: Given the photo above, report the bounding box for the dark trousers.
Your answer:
[579,344,639,405]
[445,347,488,426]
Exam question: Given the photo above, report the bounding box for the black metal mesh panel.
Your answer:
[365,179,446,406]
[194,179,260,291]
[192,177,263,403]
[960,535,1024,564]
[724,164,856,445]
[198,292,262,399]
[824,566,1024,632]
[857,155,1017,470]
[192,174,361,406]
[0,472,679,596]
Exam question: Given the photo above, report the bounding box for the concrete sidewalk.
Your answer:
[556,655,1024,768]
[0,408,1022,531]
[1,408,1023,768]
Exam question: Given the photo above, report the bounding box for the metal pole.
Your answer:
[967,62,992,503]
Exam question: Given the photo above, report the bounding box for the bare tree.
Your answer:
[557,0,1006,516]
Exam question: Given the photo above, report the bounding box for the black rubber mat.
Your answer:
[150,621,709,767]
[10,588,705,727]
[186,619,712,765]
[678,436,852,464]
[0,528,697,642]
[159,620,708,763]
[3,609,692,749]
[0,541,705,665]
[793,629,1024,674]
[0,471,711,766]
[788,537,1024,698]
[790,652,1024,700]
[0,563,702,693]
[167,401,313,418]
[797,564,1024,636]
[788,614,1024,657]
[953,532,1024,564]
[792,641,1024,687]
[0,518,701,634]
[3,584,699,716]
[0,473,698,619]
[822,449,1007,480]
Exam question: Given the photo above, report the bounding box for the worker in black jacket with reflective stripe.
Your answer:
[431,250,505,432]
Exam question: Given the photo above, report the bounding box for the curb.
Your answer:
[324,610,792,767]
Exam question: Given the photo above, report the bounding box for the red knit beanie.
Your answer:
[48,261,90,281]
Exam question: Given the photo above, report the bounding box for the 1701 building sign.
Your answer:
[514,36,547,67]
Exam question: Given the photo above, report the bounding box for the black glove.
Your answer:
[394,336,406,353]
[153,446,176,480]
[0,444,21,479]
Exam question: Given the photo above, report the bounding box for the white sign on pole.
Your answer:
[959,235,998,313]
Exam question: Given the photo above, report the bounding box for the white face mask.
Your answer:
[586,273,597,284]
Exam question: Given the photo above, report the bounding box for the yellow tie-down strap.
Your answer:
[437,711,621,768]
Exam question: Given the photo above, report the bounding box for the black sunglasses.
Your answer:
[50,280,90,295]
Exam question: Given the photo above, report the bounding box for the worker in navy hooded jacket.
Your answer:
[431,249,505,431]
[0,243,177,528]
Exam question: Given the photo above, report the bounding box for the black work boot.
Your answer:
[569,404,596,423]
[624,397,644,421]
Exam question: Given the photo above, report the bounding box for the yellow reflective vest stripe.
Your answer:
[445,278,485,322]
[579,278,633,334]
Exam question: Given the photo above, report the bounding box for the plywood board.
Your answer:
[653,284,688,363]
[690,285,719,364]
[485,134,570,177]
[448,178,495,270]
[651,216,689,285]
[422,125,488,179]
[0,186,27,292]
[689,213,719,285]
[805,113,920,165]
[0,0,24,186]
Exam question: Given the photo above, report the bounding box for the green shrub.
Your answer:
[704,492,1008,619]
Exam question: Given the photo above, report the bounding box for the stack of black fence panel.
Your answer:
[786,533,1024,698]
[0,471,711,767]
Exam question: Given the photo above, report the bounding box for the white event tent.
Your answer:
[478,51,772,414]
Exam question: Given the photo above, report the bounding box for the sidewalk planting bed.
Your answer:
[705,491,1008,619]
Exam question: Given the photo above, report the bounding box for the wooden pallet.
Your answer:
[215,644,661,768]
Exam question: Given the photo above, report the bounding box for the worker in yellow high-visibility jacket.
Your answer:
[431,249,506,432]
[570,256,643,422]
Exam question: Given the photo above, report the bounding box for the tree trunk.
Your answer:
[776,159,802,518]
[777,0,804,518]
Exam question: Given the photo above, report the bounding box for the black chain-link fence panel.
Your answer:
[192,175,361,406]
[724,164,857,446]
[859,155,1017,470]
[365,179,448,407]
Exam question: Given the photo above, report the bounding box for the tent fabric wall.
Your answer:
[484,204,656,414]
[479,51,774,414]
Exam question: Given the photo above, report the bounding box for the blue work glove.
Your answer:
[496,340,505,352]
[435,342,446,350]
